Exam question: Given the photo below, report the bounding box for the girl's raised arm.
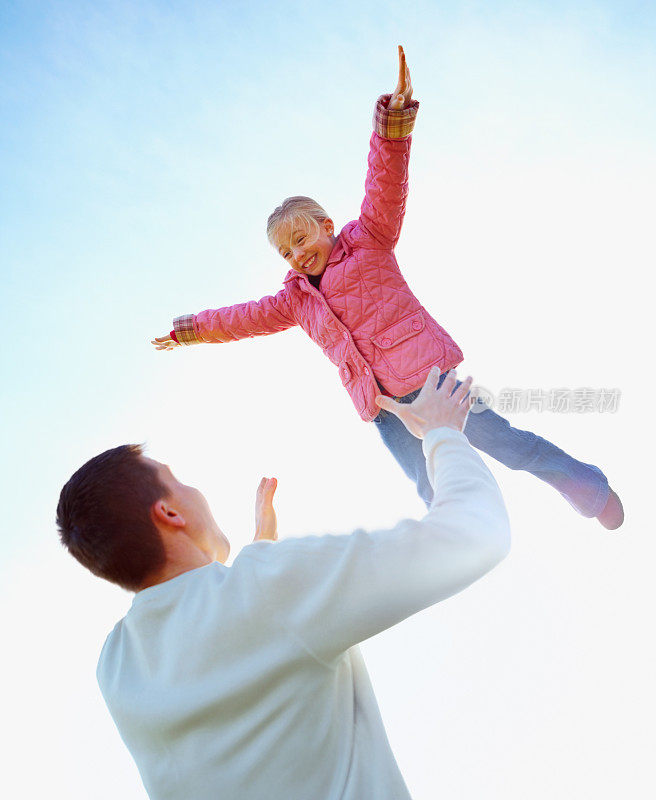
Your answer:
[358,46,420,248]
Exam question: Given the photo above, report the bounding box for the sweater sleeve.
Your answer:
[247,427,511,666]
[172,288,297,345]
[357,94,419,248]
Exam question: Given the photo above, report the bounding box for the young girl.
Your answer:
[153,47,623,529]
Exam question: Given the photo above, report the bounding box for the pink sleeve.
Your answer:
[358,94,419,248]
[173,289,296,345]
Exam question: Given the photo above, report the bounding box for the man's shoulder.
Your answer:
[240,533,354,559]
[238,531,368,581]
[96,616,125,691]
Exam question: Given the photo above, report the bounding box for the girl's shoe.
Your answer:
[596,488,624,530]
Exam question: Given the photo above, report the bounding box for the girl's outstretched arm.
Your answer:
[151,289,297,348]
[358,45,419,248]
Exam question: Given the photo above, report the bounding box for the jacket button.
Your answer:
[364,367,370,376]
[342,332,349,340]
[381,337,391,347]
[412,319,422,331]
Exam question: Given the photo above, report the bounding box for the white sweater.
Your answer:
[97,427,510,800]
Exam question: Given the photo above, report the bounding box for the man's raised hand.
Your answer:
[254,477,278,542]
[374,367,474,439]
[389,45,413,110]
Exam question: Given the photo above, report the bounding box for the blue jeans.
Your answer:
[373,374,610,517]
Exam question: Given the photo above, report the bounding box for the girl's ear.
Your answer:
[151,500,186,529]
[324,218,335,235]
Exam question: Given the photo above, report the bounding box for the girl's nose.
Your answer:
[292,247,305,263]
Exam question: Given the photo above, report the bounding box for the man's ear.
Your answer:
[151,500,186,529]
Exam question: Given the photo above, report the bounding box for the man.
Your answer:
[57,368,510,800]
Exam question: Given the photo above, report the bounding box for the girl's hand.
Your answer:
[253,477,278,542]
[389,45,413,110]
[151,334,180,351]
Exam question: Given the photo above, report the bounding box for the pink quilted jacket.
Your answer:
[174,98,463,422]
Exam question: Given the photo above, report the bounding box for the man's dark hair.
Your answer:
[56,444,168,591]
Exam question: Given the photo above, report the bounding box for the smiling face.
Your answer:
[274,216,336,277]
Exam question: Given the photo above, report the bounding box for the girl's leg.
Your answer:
[373,375,610,517]
[373,388,433,508]
[462,403,610,518]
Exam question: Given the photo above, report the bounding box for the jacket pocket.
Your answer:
[371,311,439,380]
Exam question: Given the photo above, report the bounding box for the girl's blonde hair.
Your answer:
[267,196,330,251]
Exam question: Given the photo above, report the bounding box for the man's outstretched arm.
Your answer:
[246,367,511,666]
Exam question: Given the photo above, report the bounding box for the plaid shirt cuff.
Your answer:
[173,314,201,345]
[373,94,419,139]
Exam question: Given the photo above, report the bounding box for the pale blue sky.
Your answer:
[1,2,653,798]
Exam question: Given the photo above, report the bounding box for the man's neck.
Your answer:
[140,547,213,591]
